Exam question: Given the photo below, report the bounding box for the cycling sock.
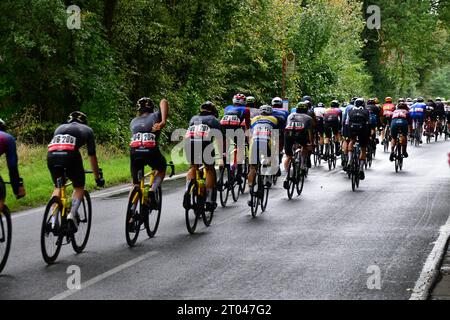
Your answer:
[151,176,163,191]
[70,198,82,217]
[348,151,353,163]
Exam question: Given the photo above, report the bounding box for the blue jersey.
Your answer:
[224,105,248,121]
[0,131,18,168]
[272,108,289,128]
[342,104,354,126]
[409,103,426,122]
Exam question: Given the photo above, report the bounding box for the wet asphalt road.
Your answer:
[1,140,449,300]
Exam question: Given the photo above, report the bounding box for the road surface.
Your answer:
[1,140,449,300]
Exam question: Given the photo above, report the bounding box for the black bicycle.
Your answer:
[249,156,271,217]
[285,145,307,200]
[393,131,407,173]
[325,139,337,171]
[349,142,362,192]
[0,180,13,273]
[383,125,391,153]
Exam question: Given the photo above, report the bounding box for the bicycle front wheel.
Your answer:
[145,186,162,238]
[71,191,92,253]
[125,187,142,247]
[185,181,199,234]
[41,197,64,264]
[260,176,270,212]
[218,167,229,208]
[0,206,12,273]
[286,160,295,200]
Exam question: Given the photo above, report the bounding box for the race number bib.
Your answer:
[253,124,272,140]
[286,121,305,131]
[48,134,76,152]
[220,115,241,126]
[130,132,157,148]
[186,124,211,140]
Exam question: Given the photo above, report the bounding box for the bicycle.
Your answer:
[411,120,421,147]
[0,180,13,273]
[184,165,217,234]
[383,124,391,153]
[424,119,432,144]
[313,135,322,167]
[366,137,373,169]
[125,162,175,247]
[349,141,362,192]
[285,145,307,200]
[40,168,101,264]
[248,155,272,217]
[324,134,337,171]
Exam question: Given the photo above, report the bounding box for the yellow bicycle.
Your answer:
[125,161,175,247]
[40,168,100,264]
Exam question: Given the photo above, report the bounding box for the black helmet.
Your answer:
[302,96,312,103]
[354,98,365,108]
[330,100,339,108]
[417,97,424,103]
[200,101,218,117]
[137,97,155,113]
[367,98,376,105]
[296,102,309,114]
[68,111,88,125]
[0,118,6,131]
[350,97,358,105]
[317,102,325,108]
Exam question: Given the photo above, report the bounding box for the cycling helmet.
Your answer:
[317,102,325,108]
[350,97,357,105]
[354,98,365,108]
[416,97,424,103]
[397,102,408,110]
[436,97,442,102]
[374,97,380,104]
[398,98,406,103]
[200,101,218,116]
[331,100,340,108]
[271,97,283,108]
[302,95,312,103]
[295,102,309,113]
[0,119,5,131]
[246,96,256,104]
[367,98,376,105]
[406,98,412,103]
[259,105,273,115]
[385,97,393,103]
[137,97,155,113]
[68,111,88,125]
[232,93,246,105]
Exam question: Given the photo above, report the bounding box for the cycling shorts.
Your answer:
[0,176,5,201]
[184,140,216,166]
[130,147,167,184]
[284,131,308,157]
[349,123,369,148]
[249,139,272,165]
[390,119,409,140]
[47,151,85,188]
[324,120,341,139]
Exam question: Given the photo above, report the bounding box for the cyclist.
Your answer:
[220,93,250,177]
[184,101,221,212]
[246,96,259,118]
[406,98,414,109]
[247,105,280,207]
[271,97,289,169]
[291,97,316,168]
[380,97,395,144]
[347,98,370,180]
[445,100,450,133]
[341,98,357,171]
[366,98,381,145]
[425,99,437,139]
[130,98,169,209]
[314,102,327,159]
[435,98,446,135]
[390,102,412,161]
[0,119,26,211]
[283,102,314,190]
[324,100,342,158]
[409,97,426,144]
[47,111,105,232]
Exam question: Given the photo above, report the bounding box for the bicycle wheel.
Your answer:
[218,167,229,207]
[230,167,240,202]
[144,186,162,238]
[296,166,305,196]
[71,191,92,253]
[327,145,332,171]
[41,197,64,264]
[286,160,295,200]
[202,187,216,227]
[185,180,199,234]
[351,170,356,192]
[260,176,270,212]
[239,161,248,194]
[125,187,142,247]
[0,206,12,273]
[250,182,259,218]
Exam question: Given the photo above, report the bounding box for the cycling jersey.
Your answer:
[0,131,21,195]
[185,113,221,166]
[272,107,289,129]
[284,113,313,156]
[391,109,411,140]
[324,108,342,138]
[130,111,162,149]
[348,106,370,147]
[249,115,280,165]
[435,102,445,118]
[425,105,436,121]
[409,103,426,124]
[47,122,97,188]
[366,105,381,127]
[324,108,342,123]
[129,111,166,184]
[382,103,395,118]
[221,105,250,129]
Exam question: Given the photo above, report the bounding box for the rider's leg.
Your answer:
[205,165,216,204]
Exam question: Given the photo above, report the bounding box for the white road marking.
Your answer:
[410,214,450,300]
[49,251,158,300]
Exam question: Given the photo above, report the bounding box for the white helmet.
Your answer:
[271,97,283,107]
[232,93,246,105]
[259,105,273,115]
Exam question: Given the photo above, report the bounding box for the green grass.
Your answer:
[1,144,189,212]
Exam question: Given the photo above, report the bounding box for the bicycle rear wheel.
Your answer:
[41,197,64,264]
[218,167,230,207]
[202,187,216,227]
[230,167,240,202]
[125,187,142,247]
[296,166,305,196]
[260,176,270,212]
[286,160,295,200]
[250,183,259,218]
[239,162,248,194]
[71,191,92,253]
[145,186,162,238]
[0,206,12,273]
[185,180,199,234]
